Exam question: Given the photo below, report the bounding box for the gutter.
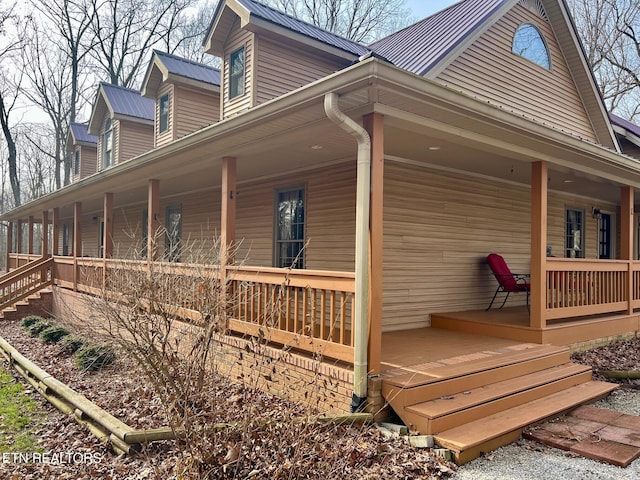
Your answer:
[324,92,370,412]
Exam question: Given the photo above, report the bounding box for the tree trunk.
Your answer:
[0,91,20,206]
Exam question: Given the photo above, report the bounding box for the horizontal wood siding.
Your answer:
[235,162,356,271]
[254,36,343,104]
[222,20,253,119]
[96,112,110,171]
[112,204,146,258]
[436,4,597,142]
[155,83,174,148]
[174,85,219,139]
[383,161,616,331]
[117,120,154,164]
[80,145,97,179]
[81,220,99,258]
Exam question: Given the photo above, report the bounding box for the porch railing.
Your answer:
[48,256,355,363]
[0,256,53,311]
[545,258,630,320]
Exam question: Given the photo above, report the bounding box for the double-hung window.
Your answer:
[159,94,170,133]
[565,208,584,258]
[165,205,182,262]
[74,151,80,176]
[274,187,305,269]
[229,47,245,99]
[102,118,113,169]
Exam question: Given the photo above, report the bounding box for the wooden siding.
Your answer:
[81,219,100,258]
[222,19,254,119]
[254,36,343,105]
[96,112,111,171]
[116,120,154,164]
[234,162,356,271]
[436,4,597,142]
[174,85,219,139]
[155,83,174,148]
[79,145,97,180]
[382,160,616,331]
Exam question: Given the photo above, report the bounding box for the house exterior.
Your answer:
[3,0,640,462]
[67,123,98,183]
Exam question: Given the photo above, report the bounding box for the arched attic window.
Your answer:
[512,23,551,70]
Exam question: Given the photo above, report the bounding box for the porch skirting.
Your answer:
[51,287,354,413]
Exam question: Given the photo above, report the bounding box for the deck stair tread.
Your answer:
[384,344,568,388]
[434,380,617,456]
[407,362,592,420]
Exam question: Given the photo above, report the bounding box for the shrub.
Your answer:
[60,336,87,355]
[74,345,116,371]
[26,320,53,336]
[20,316,45,330]
[39,326,70,343]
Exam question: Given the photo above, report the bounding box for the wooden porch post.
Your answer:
[27,216,34,255]
[41,210,49,257]
[363,113,383,375]
[6,221,13,270]
[73,202,82,291]
[103,193,114,259]
[621,186,634,314]
[52,208,59,256]
[530,161,548,329]
[221,157,237,268]
[148,180,160,263]
[16,220,22,256]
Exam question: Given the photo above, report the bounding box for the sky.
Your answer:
[405,0,459,19]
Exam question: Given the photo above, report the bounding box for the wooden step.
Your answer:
[383,345,569,409]
[434,380,618,465]
[404,363,592,433]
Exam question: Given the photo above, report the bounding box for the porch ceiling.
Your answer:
[6,58,640,221]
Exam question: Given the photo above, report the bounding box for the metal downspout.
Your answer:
[324,93,370,411]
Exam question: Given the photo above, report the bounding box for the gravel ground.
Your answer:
[453,389,640,480]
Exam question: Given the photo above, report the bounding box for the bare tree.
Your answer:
[0,3,23,207]
[569,0,640,119]
[167,0,220,66]
[88,0,199,88]
[261,0,411,43]
[21,24,73,188]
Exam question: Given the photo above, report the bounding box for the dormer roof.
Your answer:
[204,0,369,60]
[88,83,155,135]
[68,122,98,147]
[141,50,221,98]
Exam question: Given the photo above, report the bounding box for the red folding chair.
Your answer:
[486,254,530,311]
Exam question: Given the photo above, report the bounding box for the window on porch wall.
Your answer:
[274,187,305,269]
[165,205,182,262]
[565,208,585,258]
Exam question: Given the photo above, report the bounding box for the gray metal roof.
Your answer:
[69,122,98,144]
[154,50,221,86]
[610,113,640,139]
[369,0,509,76]
[100,83,155,121]
[235,0,370,57]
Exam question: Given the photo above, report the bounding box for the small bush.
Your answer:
[20,315,45,330]
[39,326,70,343]
[27,320,53,336]
[74,345,116,371]
[60,336,87,355]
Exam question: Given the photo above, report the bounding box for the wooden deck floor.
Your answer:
[380,327,531,374]
[431,307,640,346]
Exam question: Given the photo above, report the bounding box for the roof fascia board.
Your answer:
[113,114,154,126]
[87,86,113,135]
[613,124,640,148]
[204,0,251,54]
[140,57,169,98]
[424,0,519,79]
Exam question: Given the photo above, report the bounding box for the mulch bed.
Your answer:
[0,318,457,479]
[572,336,640,386]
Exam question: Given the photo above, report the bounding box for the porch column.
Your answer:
[6,221,13,271]
[73,202,82,291]
[103,193,114,259]
[52,208,59,256]
[16,220,22,255]
[27,216,34,255]
[621,186,634,314]
[530,161,548,329]
[363,113,384,375]
[41,210,49,257]
[147,180,160,263]
[221,157,237,266]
